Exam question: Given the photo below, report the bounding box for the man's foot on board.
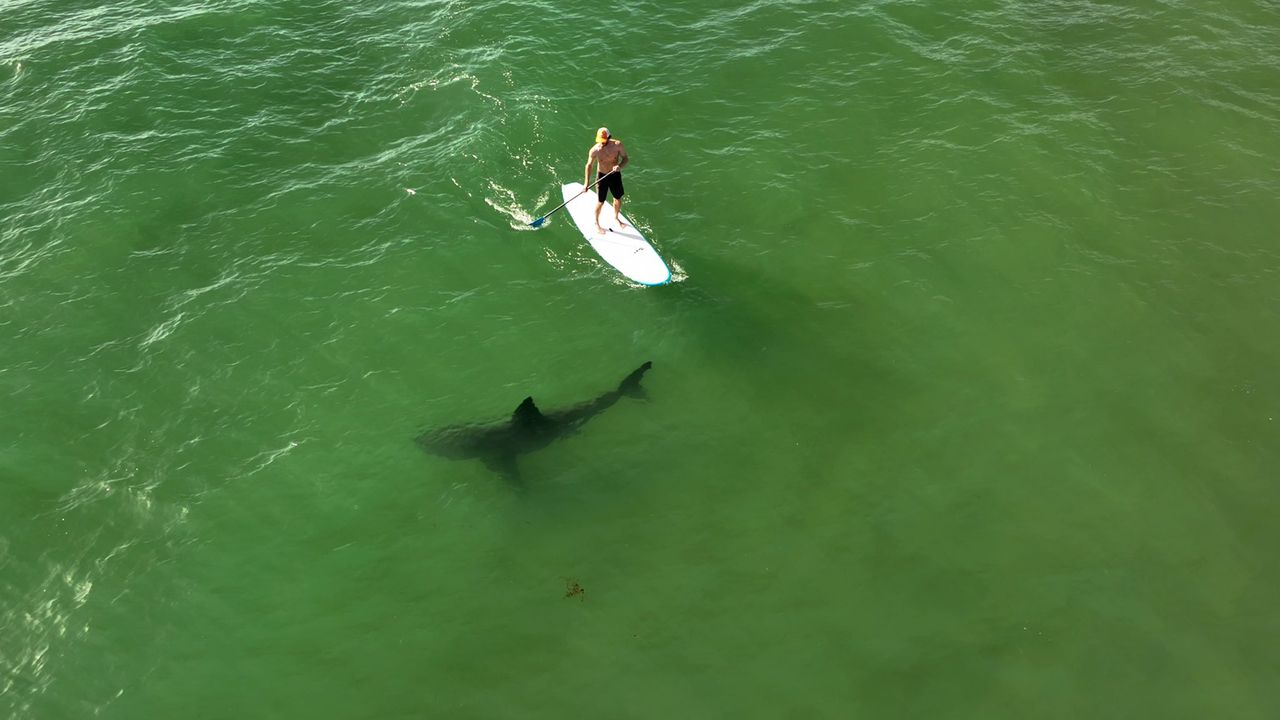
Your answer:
[595,225,606,234]
[617,220,630,229]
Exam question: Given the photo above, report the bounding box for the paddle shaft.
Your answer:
[530,169,617,227]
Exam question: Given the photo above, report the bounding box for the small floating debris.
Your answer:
[562,577,584,602]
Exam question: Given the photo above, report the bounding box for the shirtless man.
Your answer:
[584,127,629,234]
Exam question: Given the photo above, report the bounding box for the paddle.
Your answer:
[528,169,617,228]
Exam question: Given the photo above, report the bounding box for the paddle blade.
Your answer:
[529,216,547,228]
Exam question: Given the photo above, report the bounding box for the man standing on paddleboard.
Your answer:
[584,127,629,234]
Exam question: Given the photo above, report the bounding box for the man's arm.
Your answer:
[584,147,597,188]
[616,143,629,172]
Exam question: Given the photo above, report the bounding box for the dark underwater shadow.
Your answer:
[414,361,655,490]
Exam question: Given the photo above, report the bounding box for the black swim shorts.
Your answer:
[596,171,624,202]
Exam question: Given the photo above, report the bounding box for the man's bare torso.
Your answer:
[590,140,625,172]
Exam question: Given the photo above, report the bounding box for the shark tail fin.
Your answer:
[618,361,653,399]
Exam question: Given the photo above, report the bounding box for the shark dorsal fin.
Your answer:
[513,396,546,425]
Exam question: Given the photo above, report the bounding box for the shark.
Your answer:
[416,361,653,483]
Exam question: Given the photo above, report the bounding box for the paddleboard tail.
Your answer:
[559,183,671,285]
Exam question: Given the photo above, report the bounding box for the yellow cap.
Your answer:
[595,127,610,143]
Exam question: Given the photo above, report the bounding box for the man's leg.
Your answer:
[613,198,628,229]
[593,202,606,234]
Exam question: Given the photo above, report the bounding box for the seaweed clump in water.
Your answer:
[563,578,585,602]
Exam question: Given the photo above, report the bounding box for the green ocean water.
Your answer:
[3,0,1279,717]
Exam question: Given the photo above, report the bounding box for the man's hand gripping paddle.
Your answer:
[528,169,617,228]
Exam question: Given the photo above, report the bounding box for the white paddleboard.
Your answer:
[560,183,671,286]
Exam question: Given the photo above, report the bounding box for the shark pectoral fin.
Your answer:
[483,454,524,487]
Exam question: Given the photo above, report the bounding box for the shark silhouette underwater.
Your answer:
[416,361,653,483]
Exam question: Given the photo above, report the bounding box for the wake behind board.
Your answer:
[560,183,671,286]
